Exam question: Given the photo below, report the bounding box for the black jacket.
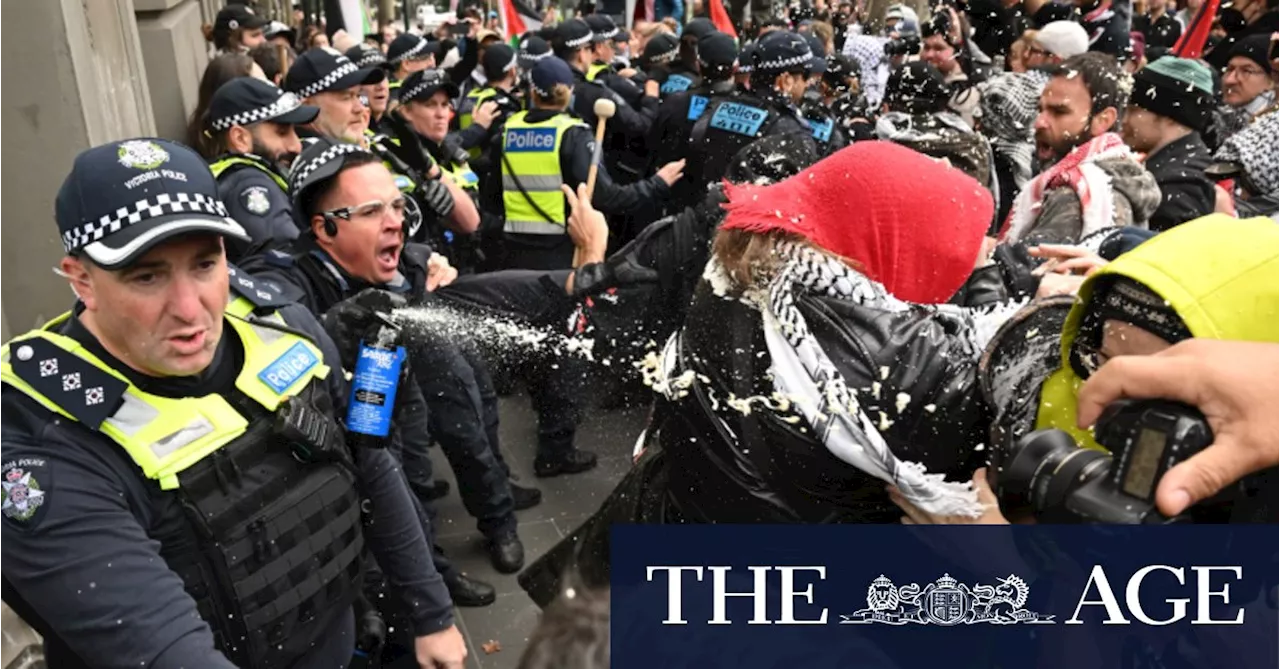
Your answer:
[213,154,298,262]
[651,279,990,524]
[647,78,738,206]
[1143,132,1216,232]
[571,67,660,183]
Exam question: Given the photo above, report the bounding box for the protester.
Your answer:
[203,4,268,55]
[187,53,266,156]
[1211,109,1280,217]
[1008,52,1159,244]
[1209,35,1278,149]
[1123,57,1218,230]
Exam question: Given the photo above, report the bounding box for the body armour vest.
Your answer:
[0,296,364,669]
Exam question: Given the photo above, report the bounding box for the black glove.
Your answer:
[416,177,456,220]
[321,288,409,371]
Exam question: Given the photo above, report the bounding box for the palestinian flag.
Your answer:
[501,0,543,38]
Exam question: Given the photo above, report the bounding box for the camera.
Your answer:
[884,35,920,57]
[993,399,1216,524]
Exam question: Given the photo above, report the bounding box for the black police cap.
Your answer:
[284,47,386,99]
[207,77,320,132]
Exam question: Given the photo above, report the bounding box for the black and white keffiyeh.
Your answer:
[688,242,1023,518]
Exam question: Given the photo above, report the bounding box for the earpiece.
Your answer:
[323,214,339,238]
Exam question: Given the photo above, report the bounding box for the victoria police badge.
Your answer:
[2,462,48,523]
[242,186,272,215]
[840,574,1055,626]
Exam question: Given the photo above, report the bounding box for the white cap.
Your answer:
[1033,21,1089,59]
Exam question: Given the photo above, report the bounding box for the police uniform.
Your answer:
[202,77,321,260]
[1,139,452,669]
[246,138,531,576]
[685,32,821,195]
[560,19,660,184]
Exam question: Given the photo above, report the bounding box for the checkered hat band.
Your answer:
[354,52,386,67]
[756,51,813,72]
[289,143,372,191]
[297,61,360,98]
[651,46,679,63]
[209,92,303,131]
[390,39,429,64]
[565,34,592,48]
[520,50,553,65]
[61,193,229,252]
[402,77,449,102]
[595,27,619,39]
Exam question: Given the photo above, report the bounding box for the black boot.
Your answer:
[534,449,599,478]
[510,481,543,510]
[444,572,496,607]
[410,479,451,502]
[487,530,526,574]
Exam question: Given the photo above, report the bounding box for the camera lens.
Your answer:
[995,429,1111,518]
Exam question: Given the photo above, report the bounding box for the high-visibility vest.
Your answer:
[500,111,582,235]
[459,87,498,130]
[209,154,289,191]
[586,62,611,82]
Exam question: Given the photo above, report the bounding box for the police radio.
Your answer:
[345,314,406,449]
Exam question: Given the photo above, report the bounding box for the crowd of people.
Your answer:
[0,0,1277,667]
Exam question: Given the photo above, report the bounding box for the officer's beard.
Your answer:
[252,140,297,174]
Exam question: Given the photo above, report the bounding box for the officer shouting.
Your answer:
[200,76,318,260]
[241,138,536,579]
[0,138,466,668]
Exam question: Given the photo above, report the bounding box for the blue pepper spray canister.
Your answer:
[345,314,406,447]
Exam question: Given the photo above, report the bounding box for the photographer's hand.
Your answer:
[1077,339,1280,517]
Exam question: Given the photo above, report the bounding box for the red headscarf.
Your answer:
[719,141,994,304]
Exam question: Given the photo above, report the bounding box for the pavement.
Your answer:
[392,392,648,669]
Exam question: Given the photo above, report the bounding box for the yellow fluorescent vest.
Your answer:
[586,62,610,82]
[1036,215,1280,451]
[1,299,330,490]
[501,110,580,235]
[210,155,289,191]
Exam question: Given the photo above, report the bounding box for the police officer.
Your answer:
[385,32,439,95]
[285,49,481,258]
[517,34,554,103]
[486,56,683,271]
[797,33,851,156]
[200,77,316,260]
[0,138,467,668]
[390,69,489,270]
[648,32,739,208]
[454,44,523,163]
[346,43,394,130]
[557,18,661,184]
[481,57,677,477]
[821,53,876,141]
[637,33,686,94]
[241,138,534,579]
[583,15,646,107]
[685,30,817,196]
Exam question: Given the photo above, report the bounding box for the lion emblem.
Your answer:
[866,575,899,612]
[117,140,169,170]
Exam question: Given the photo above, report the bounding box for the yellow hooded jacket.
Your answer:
[1037,215,1280,450]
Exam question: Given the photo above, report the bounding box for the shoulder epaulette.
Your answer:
[227,264,292,311]
[6,336,128,430]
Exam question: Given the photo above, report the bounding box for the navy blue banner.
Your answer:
[611,525,1278,669]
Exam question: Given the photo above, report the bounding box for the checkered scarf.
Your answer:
[1003,132,1134,243]
[715,241,1021,518]
[979,70,1048,191]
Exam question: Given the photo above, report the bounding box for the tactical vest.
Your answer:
[586,62,611,82]
[209,155,289,191]
[688,95,785,187]
[501,111,581,235]
[660,72,698,95]
[0,292,363,669]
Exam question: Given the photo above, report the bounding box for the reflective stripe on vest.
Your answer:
[501,111,578,235]
[209,156,289,191]
[1,298,330,490]
[586,62,610,82]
